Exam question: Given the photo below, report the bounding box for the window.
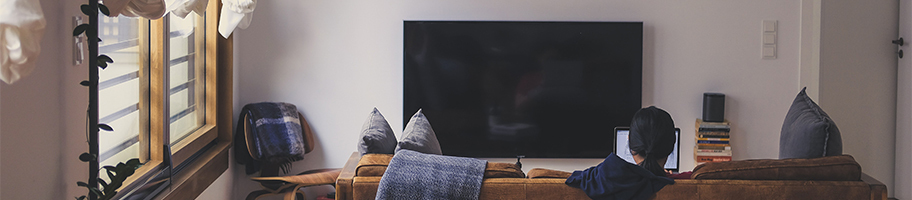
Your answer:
[98,14,149,173]
[96,1,229,198]
[153,10,217,168]
[167,12,206,147]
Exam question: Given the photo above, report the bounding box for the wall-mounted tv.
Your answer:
[403,21,643,158]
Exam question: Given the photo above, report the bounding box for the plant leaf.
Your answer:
[98,4,111,16]
[76,195,86,200]
[106,170,116,182]
[97,60,108,69]
[106,191,118,200]
[80,4,92,16]
[79,80,90,86]
[122,168,135,177]
[79,152,94,162]
[73,24,89,36]
[110,180,122,186]
[126,158,142,169]
[98,54,114,63]
[98,124,113,131]
[77,181,89,187]
[98,178,108,190]
[109,182,123,191]
[89,187,103,197]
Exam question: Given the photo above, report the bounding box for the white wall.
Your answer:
[230,1,801,199]
[198,165,236,199]
[0,0,67,199]
[0,0,127,199]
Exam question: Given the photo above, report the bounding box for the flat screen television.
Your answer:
[403,21,643,158]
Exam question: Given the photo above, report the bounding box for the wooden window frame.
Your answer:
[150,9,217,173]
[118,0,232,199]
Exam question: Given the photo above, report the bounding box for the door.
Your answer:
[808,0,898,198]
[896,0,912,199]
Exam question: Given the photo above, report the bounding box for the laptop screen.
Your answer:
[613,127,680,172]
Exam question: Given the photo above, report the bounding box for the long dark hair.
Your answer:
[628,106,676,176]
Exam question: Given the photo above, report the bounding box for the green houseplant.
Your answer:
[72,2,141,200]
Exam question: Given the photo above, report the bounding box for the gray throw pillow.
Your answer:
[779,87,842,159]
[396,109,443,155]
[358,108,398,156]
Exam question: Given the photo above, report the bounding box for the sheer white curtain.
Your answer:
[103,0,208,19]
[0,0,45,84]
[218,0,255,38]
[168,0,208,18]
[103,0,257,37]
[0,0,248,84]
[104,0,165,19]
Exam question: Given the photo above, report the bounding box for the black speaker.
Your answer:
[702,93,725,122]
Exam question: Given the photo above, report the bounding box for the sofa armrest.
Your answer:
[336,152,361,200]
[861,173,887,200]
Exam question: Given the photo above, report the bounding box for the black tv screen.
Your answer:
[403,21,643,158]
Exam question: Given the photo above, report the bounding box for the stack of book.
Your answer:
[695,119,732,164]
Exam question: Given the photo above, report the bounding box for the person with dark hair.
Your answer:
[565,106,677,200]
[629,106,678,176]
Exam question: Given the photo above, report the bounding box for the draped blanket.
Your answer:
[234,102,306,174]
[376,149,487,200]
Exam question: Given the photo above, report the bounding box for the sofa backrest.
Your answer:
[357,153,526,178]
[692,154,861,181]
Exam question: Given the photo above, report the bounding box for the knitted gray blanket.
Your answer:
[375,149,486,200]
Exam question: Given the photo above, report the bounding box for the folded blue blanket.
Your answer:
[234,102,306,174]
[376,149,487,200]
[566,153,675,200]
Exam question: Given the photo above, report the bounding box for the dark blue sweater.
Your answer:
[565,153,675,200]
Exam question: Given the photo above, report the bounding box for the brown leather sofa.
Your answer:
[335,152,887,200]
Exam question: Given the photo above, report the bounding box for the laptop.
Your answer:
[613,127,680,172]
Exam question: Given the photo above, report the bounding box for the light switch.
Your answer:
[763,45,776,59]
[763,34,776,45]
[762,20,777,60]
[763,20,777,32]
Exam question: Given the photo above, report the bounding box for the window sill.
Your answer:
[152,139,231,200]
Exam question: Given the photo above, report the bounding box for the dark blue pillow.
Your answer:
[779,87,842,159]
[358,108,398,156]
